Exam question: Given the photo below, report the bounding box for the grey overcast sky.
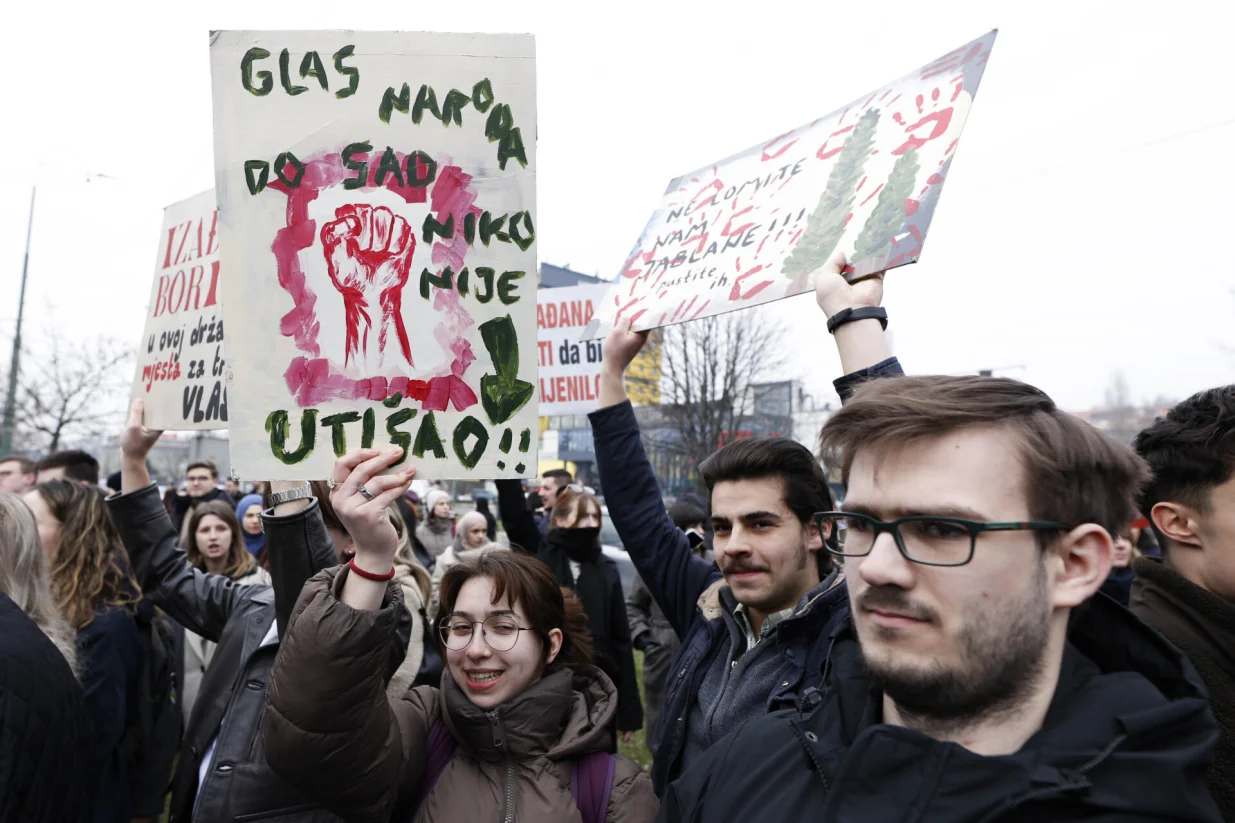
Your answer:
[1,0,1231,413]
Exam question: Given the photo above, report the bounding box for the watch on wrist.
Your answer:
[826,306,888,335]
[268,484,314,507]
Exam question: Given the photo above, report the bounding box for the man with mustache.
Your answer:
[659,375,1223,821]
[593,253,900,794]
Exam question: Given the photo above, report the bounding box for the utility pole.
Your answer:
[0,187,36,455]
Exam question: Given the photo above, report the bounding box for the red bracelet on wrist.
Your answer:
[348,557,396,582]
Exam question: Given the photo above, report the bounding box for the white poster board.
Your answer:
[584,30,996,340]
[210,31,538,479]
[131,189,229,430]
[537,284,608,416]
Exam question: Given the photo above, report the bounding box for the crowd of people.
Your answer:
[0,251,1232,822]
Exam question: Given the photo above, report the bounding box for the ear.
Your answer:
[1150,502,1202,549]
[1050,524,1112,609]
[545,627,564,665]
[805,517,826,550]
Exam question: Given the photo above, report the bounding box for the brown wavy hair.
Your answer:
[437,549,592,675]
[183,500,255,580]
[36,480,140,631]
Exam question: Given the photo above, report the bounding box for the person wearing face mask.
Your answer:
[415,490,455,569]
[497,479,644,744]
[263,449,658,823]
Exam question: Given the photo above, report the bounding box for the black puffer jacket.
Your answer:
[107,484,412,823]
[661,595,1223,822]
[0,594,97,823]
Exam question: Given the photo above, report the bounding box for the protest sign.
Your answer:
[537,284,609,416]
[131,189,228,430]
[209,31,537,480]
[583,30,996,340]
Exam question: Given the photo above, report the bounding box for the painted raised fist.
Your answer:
[321,204,416,370]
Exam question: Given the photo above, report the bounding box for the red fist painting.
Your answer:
[321,204,416,370]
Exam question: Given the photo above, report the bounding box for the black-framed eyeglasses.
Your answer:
[439,616,532,651]
[813,511,1073,567]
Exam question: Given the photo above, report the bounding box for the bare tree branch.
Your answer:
[7,331,133,452]
[648,308,789,490]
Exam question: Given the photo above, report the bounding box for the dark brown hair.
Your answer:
[437,550,592,674]
[186,460,218,479]
[36,480,140,630]
[183,499,255,580]
[699,435,836,575]
[1133,386,1235,553]
[34,450,99,485]
[818,375,1150,538]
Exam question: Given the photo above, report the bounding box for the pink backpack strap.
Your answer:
[570,751,616,823]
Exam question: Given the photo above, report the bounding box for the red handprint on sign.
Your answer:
[321,204,416,371]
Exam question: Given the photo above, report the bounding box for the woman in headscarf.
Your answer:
[414,489,455,568]
[235,492,267,567]
[430,511,501,615]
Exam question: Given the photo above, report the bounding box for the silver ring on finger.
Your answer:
[326,477,338,490]
[357,484,375,500]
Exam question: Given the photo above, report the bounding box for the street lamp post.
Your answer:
[0,187,36,455]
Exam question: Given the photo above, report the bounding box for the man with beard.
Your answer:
[659,375,1223,822]
[593,253,901,794]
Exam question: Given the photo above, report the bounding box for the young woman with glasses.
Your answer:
[264,448,657,823]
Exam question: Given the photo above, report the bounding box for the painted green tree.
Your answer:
[781,108,880,278]
[852,147,920,262]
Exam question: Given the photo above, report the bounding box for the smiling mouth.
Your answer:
[466,671,504,685]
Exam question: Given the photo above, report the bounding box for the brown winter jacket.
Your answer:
[265,566,658,823]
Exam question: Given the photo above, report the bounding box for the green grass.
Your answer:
[617,650,654,771]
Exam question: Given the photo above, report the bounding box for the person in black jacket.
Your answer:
[497,479,644,742]
[109,400,412,823]
[0,492,97,823]
[0,593,98,823]
[591,252,896,794]
[167,460,233,535]
[24,480,142,823]
[661,374,1222,822]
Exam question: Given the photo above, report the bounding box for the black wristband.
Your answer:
[827,306,888,334]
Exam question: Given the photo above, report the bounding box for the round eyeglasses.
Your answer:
[813,512,1072,567]
[439,616,532,652]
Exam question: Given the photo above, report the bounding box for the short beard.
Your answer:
[860,561,1052,737]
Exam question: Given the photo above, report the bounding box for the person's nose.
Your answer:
[465,626,492,660]
[853,530,916,590]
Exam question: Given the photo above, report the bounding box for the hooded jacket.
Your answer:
[264,567,658,823]
[660,595,1223,823]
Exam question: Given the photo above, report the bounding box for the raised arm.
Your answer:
[593,325,719,638]
[265,449,433,823]
[109,399,253,641]
[495,478,541,554]
[816,251,904,402]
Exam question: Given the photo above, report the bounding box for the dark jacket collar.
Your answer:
[440,665,616,762]
[1132,555,1235,674]
[808,594,1221,820]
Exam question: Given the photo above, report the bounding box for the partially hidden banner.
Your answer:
[537,284,609,416]
[583,30,996,340]
[209,31,538,480]
[131,189,228,430]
